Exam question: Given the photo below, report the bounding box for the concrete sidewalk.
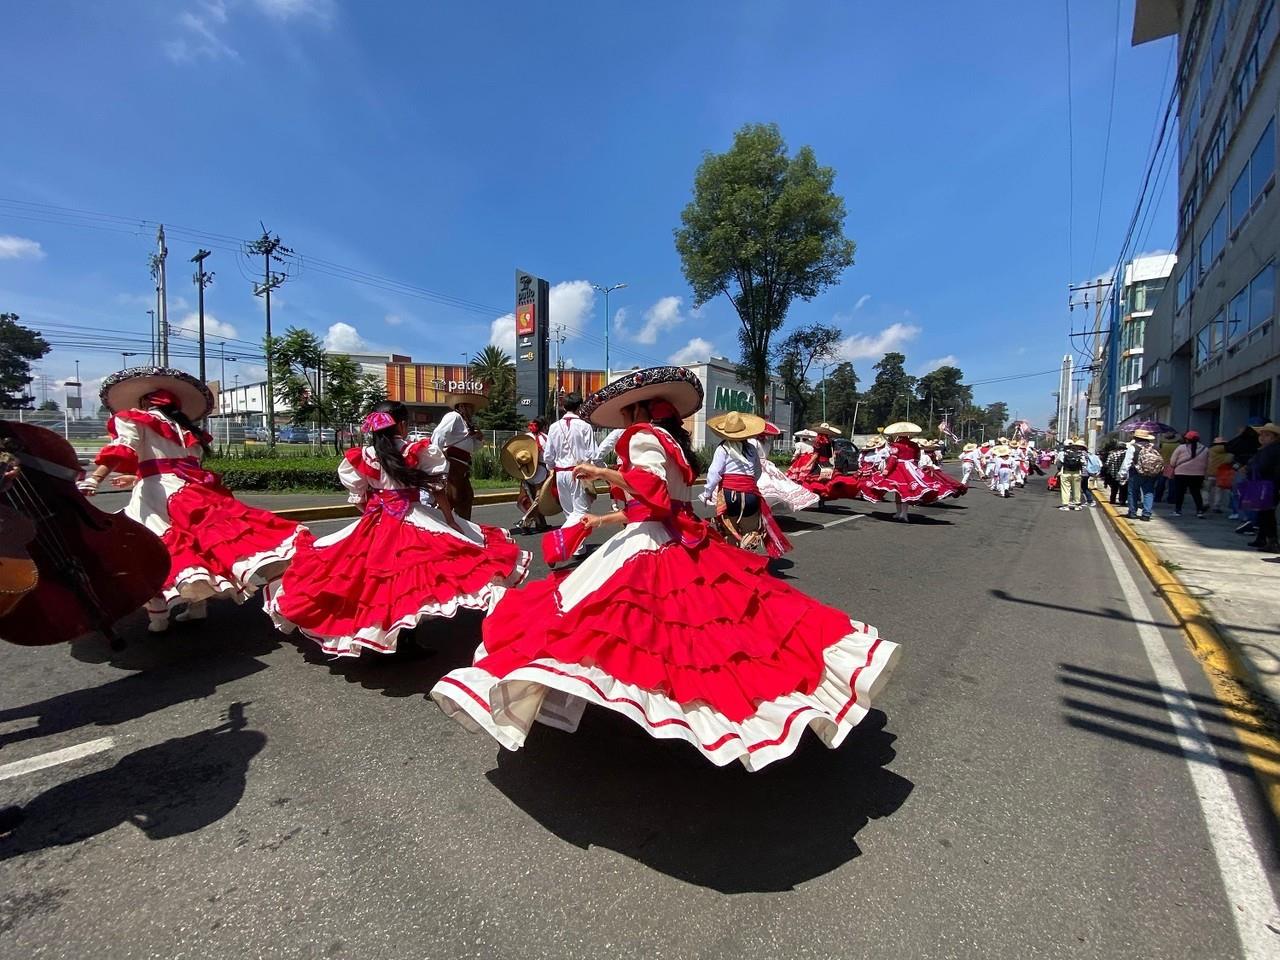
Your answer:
[1106,501,1280,711]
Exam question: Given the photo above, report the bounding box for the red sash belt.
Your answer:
[720,473,791,558]
[137,457,221,488]
[363,488,416,519]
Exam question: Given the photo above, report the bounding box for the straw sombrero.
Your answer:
[962,442,977,452]
[100,366,214,420]
[580,366,704,429]
[708,411,766,440]
[884,421,922,436]
[919,438,941,449]
[1132,429,1155,440]
[810,422,843,436]
[993,444,1012,456]
[535,474,562,517]
[500,434,540,482]
[862,435,887,450]
[794,429,818,439]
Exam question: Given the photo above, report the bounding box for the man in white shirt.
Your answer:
[545,392,597,553]
[431,398,483,520]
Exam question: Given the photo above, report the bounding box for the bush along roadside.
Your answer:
[205,454,519,492]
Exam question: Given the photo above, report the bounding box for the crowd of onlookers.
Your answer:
[1064,417,1280,556]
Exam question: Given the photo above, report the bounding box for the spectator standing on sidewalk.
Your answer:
[1155,432,1181,504]
[1225,416,1265,530]
[1168,430,1209,518]
[1056,438,1086,511]
[1245,422,1279,552]
[1207,436,1233,513]
[1127,429,1163,521]
[1103,440,1128,504]
[1081,445,1103,507]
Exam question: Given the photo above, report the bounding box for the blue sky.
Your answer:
[0,0,1175,425]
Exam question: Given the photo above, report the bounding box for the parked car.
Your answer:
[832,438,859,472]
[251,426,272,442]
[205,419,247,445]
[277,425,309,443]
[309,428,337,443]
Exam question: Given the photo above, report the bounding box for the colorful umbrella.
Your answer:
[1117,416,1177,435]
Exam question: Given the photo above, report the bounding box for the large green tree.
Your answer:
[773,321,843,432]
[0,313,51,409]
[272,326,385,452]
[983,401,1010,438]
[675,123,855,415]
[470,345,518,431]
[914,365,973,430]
[821,361,860,432]
[861,352,916,429]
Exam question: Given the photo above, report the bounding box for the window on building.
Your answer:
[1210,309,1225,355]
[1183,89,1201,164]
[1120,354,1143,388]
[1249,261,1275,331]
[1196,325,1212,366]
[1232,164,1251,228]
[1251,119,1275,203]
[1229,287,1249,340]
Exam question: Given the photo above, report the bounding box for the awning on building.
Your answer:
[1132,0,1180,45]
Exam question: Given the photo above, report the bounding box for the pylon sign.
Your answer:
[515,270,550,420]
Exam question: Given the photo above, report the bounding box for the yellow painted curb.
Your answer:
[1098,500,1280,821]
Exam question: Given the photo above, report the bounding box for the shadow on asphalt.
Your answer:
[1,608,276,749]
[485,707,912,894]
[0,703,264,861]
[868,512,953,525]
[291,609,487,698]
[988,589,1178,630]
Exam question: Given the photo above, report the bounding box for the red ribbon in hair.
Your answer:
[143,388,180,408]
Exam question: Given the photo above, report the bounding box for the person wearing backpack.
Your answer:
[1103,441,1128,504]
[1127,429,1164,521]
[1056,439,1087,511]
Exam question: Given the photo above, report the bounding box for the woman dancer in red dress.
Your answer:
[431,367,899,770]
[79,367,306,632]
[266,401,530,657]
[785,422,865,506]
[859,423,961,522]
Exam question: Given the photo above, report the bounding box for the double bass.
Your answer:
[0,420,170,646]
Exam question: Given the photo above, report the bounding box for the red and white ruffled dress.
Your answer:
[265,441,531,657]
[786,440,868,503]
[94,409,306,609]
[431,425,899,771]
[858,439,960,505]
[920,451,968,498]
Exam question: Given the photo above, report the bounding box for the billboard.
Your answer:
[515,270,550,419]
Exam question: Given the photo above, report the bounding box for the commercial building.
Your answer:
[1130,0,1280,435]
[1098,254,1176,430]
[666,357,794,450]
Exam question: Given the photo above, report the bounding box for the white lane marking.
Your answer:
[791,513,864,537]
[1088,507,1280,956]
[0,736,116,782]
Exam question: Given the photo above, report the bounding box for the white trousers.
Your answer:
[556,471,594,549]
[961,463,973,485]
[996,467,1012,494]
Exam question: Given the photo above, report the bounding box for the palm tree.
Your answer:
[470,345,514,390]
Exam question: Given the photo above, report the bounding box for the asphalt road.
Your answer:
[1,476,1277,959]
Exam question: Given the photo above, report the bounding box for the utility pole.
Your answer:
[1069,276,1111,450]
[247,225,294,452]
[146,309,156,364]
[156,225,169,366]
[191,249,213,384]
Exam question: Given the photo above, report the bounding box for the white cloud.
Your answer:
[834,322,921,361]
[668,337,714,365]
[636,296,684,345]
[323,321,368,352]
[488,313,516,354]
[172,311,237,340]
[612,306,630,336]
[384,313,403,326]
[549,279,596,339]
[253,0,335,20]
[916,354,960,375]
[854,294,872,311]
[0,235,45,261]
[165,1,238,62]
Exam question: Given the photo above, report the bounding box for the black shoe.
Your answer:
[1236,522,1258,534]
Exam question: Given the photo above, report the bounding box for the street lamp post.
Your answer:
[817,360,836,422]
[591,283,627,381]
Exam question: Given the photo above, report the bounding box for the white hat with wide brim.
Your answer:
[99,366,214,420]
[579,366,704,429]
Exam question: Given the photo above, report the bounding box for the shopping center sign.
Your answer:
[515,270,550,417]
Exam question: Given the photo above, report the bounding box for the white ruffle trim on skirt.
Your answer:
[430,623,899,772]
[161,526,305,608]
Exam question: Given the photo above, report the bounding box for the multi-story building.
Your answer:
[1099,253,1176,430]
[1130,0,1280,435]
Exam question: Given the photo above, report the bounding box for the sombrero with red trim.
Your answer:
[100,366,214,420]
[580,366,704,429]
